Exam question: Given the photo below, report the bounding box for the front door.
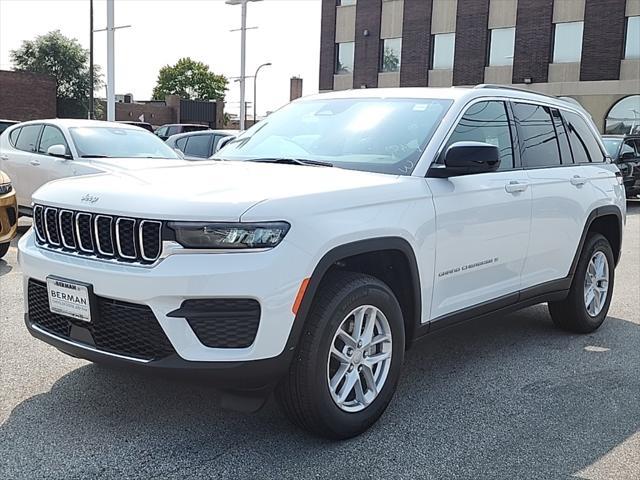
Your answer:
[427,100,532,320]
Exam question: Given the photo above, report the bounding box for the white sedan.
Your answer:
[0,119,190,215]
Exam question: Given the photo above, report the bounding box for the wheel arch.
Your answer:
[570,205,624,275]
[285,237,422,354]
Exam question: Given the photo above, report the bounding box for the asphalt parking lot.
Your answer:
[1,202,638,480]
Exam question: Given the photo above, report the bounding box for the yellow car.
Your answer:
[0,169,17,259]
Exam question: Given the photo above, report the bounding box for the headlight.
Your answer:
[168,222,290,249]
[0,183,12,195]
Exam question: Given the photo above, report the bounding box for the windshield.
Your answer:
[213,97,453,175]
[69,127,180,159]
[602,138,621,157]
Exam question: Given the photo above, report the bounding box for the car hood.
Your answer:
[32,161,405,221]
[83,157,190,172]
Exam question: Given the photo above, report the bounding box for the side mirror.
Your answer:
[47,144,70,159]
[215,135,236,153]
[428,141,500,178]
[620,151,636,161]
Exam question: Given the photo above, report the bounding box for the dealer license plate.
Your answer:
[46,277,92,323]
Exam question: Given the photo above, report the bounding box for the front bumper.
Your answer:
[0,191,17,244]
[24,313,292,390]
[19,229,313,374]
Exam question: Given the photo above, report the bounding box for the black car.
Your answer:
[0,119,19,136]
[154,123,210,141]
[118,121,154,132]
[602,135,640,198]
[165,130,237,160]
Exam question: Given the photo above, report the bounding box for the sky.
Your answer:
[0,0,321,116]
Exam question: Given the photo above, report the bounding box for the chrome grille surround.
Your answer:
[33,205,163,265]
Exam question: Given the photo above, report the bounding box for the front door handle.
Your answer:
[0,155,8,161]
[505,180,529,193]
[570,175,588,186]
[29,159,41,166]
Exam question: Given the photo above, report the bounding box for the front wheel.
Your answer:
[276,271,405,439]
[549,233,615,333]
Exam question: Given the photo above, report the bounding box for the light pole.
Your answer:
[89,0,94,119]
[226,0,262,130]
[253,62,271,125]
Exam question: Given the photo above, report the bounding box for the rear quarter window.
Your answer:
[8,127,22,146]
[563,111,605,163]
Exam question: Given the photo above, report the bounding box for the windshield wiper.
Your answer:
[80,154,110,158]
[248,158,333,167]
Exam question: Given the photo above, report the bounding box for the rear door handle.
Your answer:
[505,180,529,193]
[29,159,41,166]
[570,175,588,186]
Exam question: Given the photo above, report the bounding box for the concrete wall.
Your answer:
[380,0,404,39]
[431,0,457,33]
[0,70,57,121]
[488,0,517,28]
[553,0,585,22]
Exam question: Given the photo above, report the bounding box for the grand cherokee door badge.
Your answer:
[438,257,499,278]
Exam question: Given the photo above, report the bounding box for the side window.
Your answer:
[445,100,514,170]
[15,125,42,152]
[174,137,188,151]
[563,111,605,163]
[184,135,212,158]
[621,140,637,158]
[512,103,561,168]
[156,126,168,137]
[167,126,181,136]
[633,140,640,157]
[38,126,69,154]
[9,127,22,147]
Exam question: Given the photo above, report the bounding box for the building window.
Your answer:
[337,0,356,5]
[380,38,402,73]
[625,16,640,59]
[335,42,355,74]
[552,22,584,63]
[488,27,515,67]
[432,33,455,70]
[605,95,640,134]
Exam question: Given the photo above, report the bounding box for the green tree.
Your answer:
[10,30,102,118]
[152,57,227,101]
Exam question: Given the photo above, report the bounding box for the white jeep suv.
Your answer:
[19,86,626,439]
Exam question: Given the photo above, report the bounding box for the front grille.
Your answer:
[28,279,175,361]
[170,298,261,348]
[33,205,162,264]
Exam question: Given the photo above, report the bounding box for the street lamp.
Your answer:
[253,62,271,125]
[226,0,262,130]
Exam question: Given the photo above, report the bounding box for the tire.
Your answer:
[0,242,9,259]
[276,271,405,439]
[548,233,615,333]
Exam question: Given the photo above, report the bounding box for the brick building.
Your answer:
[320,0,640,133]
[0,70,56,121]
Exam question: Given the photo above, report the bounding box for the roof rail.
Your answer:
[474,84,559,101]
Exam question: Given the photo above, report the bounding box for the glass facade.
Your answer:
[335,42,355,74]
[432,33,455,70]
[625,16,640,59]
[552,22,584,63]
[380,38,402,73]
[488,27,515,67]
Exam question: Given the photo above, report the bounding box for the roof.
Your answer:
[12,119,145,130]
[301,85,583,112]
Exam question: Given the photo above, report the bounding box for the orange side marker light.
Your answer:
[292,278,310,315]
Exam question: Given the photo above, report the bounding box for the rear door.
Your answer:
[516,103,595,289]
[428,100,532,320]
[3,124,43,207]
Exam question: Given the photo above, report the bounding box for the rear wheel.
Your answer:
[0,242,9,259]
[548,233,614,333]
[276,271,405,439]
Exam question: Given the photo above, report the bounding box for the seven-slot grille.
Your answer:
[33,205,163,264]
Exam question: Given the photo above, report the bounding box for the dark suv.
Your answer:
[154,123,209,141]
[602,135,640,198]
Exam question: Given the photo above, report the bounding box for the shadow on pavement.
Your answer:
[1,306,638,478]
